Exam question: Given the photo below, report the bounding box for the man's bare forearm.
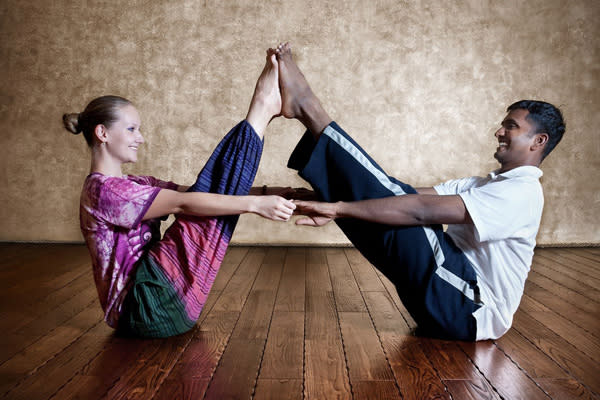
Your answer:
[334,194,470,226]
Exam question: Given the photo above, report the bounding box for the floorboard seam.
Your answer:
[490,340,553,399]
[9,315,103,399]
[344,251,404,400]
[512,325,598,396]
[200,249,265,400]
[251,249,287,399]
[456,342,505,400]
[327,253,354,399]
[526,280,599,338]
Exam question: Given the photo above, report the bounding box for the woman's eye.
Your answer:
[128,127,135,132]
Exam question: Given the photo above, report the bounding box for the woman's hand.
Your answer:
[293,200,338,227]
[252,195,296,221]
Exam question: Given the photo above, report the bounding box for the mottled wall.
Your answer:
[1,0,598,245]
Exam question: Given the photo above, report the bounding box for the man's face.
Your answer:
[494,108,539,172]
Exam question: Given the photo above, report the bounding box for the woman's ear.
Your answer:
[94,124,108,144]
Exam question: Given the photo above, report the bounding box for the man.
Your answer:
[274,42,566,340]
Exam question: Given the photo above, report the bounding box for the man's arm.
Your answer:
[294,194,471,227]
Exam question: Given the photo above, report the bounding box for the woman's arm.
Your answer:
[143,189,296,222]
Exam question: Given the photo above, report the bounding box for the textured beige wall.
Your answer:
[1,0,598,245]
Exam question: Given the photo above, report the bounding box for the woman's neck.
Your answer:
[90,147,123,177]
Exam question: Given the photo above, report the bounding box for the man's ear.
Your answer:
[94,124,108,144]
[532,133,548,151]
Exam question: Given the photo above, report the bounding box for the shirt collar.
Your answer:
[489,165,543,180]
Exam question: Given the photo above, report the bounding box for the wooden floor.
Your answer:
[0,244,598,400]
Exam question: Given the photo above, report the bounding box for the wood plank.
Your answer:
[153,377,210,400]
[494,329,569,378]
[513,311,600,393]
[274,247,305,312]
[222,246,250,264]
[458,340,550,399]
[550,248,600,270]
[534,378,600,400]
[352,380,402,399]
[2,321,114,400]
[527,271,600,316]
[362,290,412,336]
[307,247,327,264]
[338,312,393,380]
[420,339,499,397]
[254,378,302,400]
[0,301,101,395]
[304,337,352,400]
[1,284,100,364]
[523,285,600,337]
[52,337,154,400]
[210,260,242,292]
[263,246,287,264]
[379,335,450,400]
[519,295,600,357]
[0,272,93,347]
[536,251,600,280]
[259,311,303,380]
[203,338,265,400]
[166,311,239,380]
[532,257,600,299]
[345,248,387,291]
[443,379,502,400]
[576,247,600,259]
[304,254,351,399]
[327,249,367,312]
[212,248,266,312]
[377,273,418,331]
[101,333,193,400]
[230,262,281,340]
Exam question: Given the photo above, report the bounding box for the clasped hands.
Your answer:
[262,186,336,227]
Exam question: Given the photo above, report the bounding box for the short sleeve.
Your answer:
[130,175,179,191]
[91,177,161,228]
[434,176,481,195]
[458,178,542,242]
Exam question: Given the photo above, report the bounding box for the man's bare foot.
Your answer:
[246,49,281,138]
[275,42,332,137]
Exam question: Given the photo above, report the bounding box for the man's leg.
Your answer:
[277,43,481,340]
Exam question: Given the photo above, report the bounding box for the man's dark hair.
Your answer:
[507,100,565,160]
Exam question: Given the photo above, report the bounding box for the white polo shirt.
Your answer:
[434,166,544,340]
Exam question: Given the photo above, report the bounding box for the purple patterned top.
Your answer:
[79,173,178,327]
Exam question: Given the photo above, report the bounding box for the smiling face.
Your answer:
[494,108,545,172]
[103,104,144,164]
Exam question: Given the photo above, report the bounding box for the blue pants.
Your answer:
[288,122,481,340]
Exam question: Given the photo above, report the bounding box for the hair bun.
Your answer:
[63,113,82,135]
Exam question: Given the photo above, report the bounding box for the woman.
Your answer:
[63,50,295,338]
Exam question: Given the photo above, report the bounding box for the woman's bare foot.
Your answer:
[246,49,281,138]
[275,42,332,137]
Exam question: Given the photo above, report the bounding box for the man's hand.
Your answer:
[293,200,337,227]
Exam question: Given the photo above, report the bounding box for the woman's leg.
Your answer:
[122,52,281,338]
[148,121,263,329]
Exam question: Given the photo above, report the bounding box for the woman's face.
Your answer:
[104,104,144,164]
